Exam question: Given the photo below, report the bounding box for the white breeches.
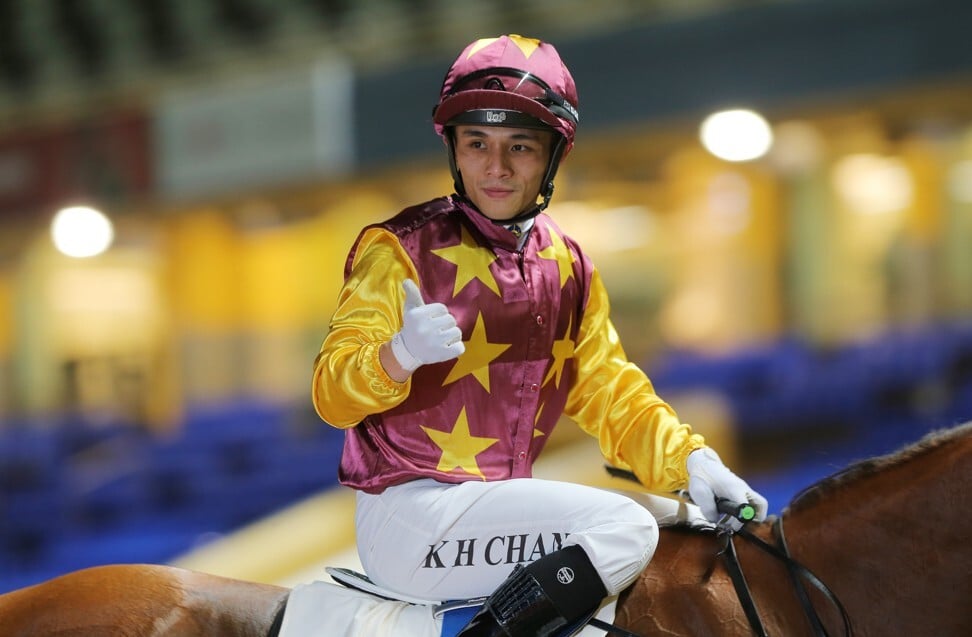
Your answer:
[355,478,658,601]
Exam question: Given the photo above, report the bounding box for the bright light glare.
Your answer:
[51,206,115,258]
[700,109,774,162]
[831,154,913,214]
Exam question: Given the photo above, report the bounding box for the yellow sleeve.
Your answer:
[311,228,418,428]
[564,269,706,492]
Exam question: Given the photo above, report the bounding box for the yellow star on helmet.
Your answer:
[432,226,501,298]
[537,229,576,289]
[467,35,540,59]
[443,312,511,390]
[422,408,498,480]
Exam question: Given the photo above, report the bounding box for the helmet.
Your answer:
[432,35,580,215]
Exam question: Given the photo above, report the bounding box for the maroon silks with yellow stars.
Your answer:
[333,196,590,493]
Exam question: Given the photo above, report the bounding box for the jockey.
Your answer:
[312,34,768,637]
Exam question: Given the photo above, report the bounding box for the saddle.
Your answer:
[326,492,711,637]
[326,567,485,636]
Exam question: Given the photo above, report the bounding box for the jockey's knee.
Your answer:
[614,498,659,585]
[569,495,659,595]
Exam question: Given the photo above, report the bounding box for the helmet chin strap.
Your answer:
[491,182,551,225]
[452,184,550,226]
[453,192,544,226]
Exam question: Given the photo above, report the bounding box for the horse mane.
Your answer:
[784,421,972,514]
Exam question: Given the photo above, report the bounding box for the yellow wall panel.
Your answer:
[165,210,241,331]
[239,226,305,330]
[0,270,10,357]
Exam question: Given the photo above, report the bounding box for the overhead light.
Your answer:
[50,206,115,258]
[700,108,774,162]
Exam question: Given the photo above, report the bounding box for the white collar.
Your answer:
[504,218,535,248]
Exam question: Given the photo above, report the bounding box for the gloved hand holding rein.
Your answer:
[687,447,768,529]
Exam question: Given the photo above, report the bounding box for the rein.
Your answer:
[599,468,855,637]
[579,515,853,637]
[719,518,854,637]
[265,597,288,637]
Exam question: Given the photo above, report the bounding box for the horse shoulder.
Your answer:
[616,528,727,632]
[616,525,806,637]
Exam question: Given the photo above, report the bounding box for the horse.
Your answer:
[616,421,972,636]
[0,422,969,636]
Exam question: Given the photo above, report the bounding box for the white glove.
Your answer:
[687,447,768,527]
[389,279,465,372]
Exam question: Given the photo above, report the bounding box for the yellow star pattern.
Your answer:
[443,312,512,390]
[422,408,498,480]
[537,230,576,290]
[467,35,540,59]
[432,226,501,297]
[533,403,546,438]
[543,314,575,389]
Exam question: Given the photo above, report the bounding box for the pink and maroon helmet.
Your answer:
[432,35,580,216]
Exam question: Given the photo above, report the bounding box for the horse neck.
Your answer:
[780,433,972,633]
[785,432,971,543]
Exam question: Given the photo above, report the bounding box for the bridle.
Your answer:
[718,517,853,637]
[589,468,856,637]
[586,514,853,637]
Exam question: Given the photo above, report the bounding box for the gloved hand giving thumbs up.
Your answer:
[389,279,465,372]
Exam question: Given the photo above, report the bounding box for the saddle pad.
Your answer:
[279,580,439,637]
[295,571,619,636]
[327,565,490,636]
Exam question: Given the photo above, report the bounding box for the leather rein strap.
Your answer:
[722,518,854,637]
[596,468,854,637]
[581,516,853,637]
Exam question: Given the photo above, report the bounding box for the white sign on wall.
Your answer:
[155,56,354,199]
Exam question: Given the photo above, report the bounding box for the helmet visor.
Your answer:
[435,67,579,135]
[444,67,579,125]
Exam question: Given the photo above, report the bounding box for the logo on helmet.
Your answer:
[485,111,507,124]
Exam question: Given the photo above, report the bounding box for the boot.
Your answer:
[457,545,607,637]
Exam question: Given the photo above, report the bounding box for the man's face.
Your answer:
[452,124,553,221]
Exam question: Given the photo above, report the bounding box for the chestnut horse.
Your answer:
[1,423,969,636]
[616,420,972,636]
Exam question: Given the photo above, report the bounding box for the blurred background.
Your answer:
[2,0,972,594]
